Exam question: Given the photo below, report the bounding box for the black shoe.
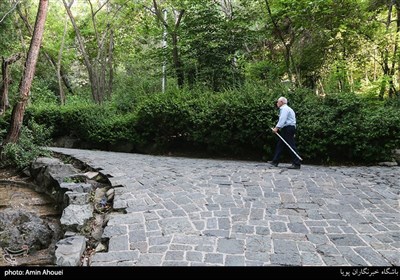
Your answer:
[269,161,278,167]
[288,164,301,169]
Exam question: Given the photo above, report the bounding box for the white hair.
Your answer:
[278,97,287,104]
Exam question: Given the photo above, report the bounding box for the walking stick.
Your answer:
[271,128,303,161]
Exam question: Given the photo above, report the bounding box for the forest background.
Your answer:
[0,0,399,169]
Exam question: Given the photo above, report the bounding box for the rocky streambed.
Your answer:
[0,168,62,266]
[0,154,114,266]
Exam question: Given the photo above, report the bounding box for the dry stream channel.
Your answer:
[0,154,112,266]
[0,168,62,266]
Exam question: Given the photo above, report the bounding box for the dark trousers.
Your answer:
[272,125,301,166]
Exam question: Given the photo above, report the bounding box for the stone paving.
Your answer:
[49,147,400,266]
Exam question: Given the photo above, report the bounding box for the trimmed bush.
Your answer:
[24,87,400,164]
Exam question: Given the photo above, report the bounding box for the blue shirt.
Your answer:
[276,104,296,128]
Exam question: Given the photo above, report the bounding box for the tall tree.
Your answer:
[264,0,298,85]
[181,0,246,90]
[62,0,119,104]
[0,53,22,116]
[3,0,49,144]
[375,0,400,99]
[16,1,73,101]
[260,0,365,92]
[151,0,185,88]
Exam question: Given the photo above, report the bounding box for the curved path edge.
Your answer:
[48,147,400,267]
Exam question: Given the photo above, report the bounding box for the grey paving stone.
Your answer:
[246,236,271,253]
[300,251,324,266]
[321,255,349,266]
[48,148,400,267]
[255,226,270,235]
[159,217,196,235]
[136,254,163,266]
[232,224,254,234]
[353,247,392,266]
[148,236,172,246]
[102,225,128,238]
[217,238,245,254]
[328,234,367,246]
[145,220,160,231]
[225,255,245,266]
[336,246,369,266]
[204,253,224,264]
[270,221,288,233]
[288,223,309,234]
[129,241,148,253]
[108,235,129,251]
[270,253,301,266]
[148,245,168,253]
[185,251,203,262]
[169,244,192,251]
[91,251,139,263]
[203,229,230,238]
[162,261,189,266]
[165,250,184,261]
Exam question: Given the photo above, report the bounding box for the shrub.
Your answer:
[0,121,52,169]
[26,86,400,164]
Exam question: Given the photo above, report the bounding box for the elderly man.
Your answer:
[270,96,301,169]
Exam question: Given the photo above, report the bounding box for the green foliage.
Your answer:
[30,78,59,105]
[0,121,52,169]
[0,116,9,137]
[26,85,400,164]
[296,93,362,163]
[244,61,284,84]
[0,2,22,57]
[296,92,400,163]
[187,85,275,157]
[25,104,63,137]
[134,89,194,151]
[111,69,161,113]
[180,0,247,90]
[2,0,400,169]
[134,83,299,159]
[27,102,139,150]
[354,105,400,162]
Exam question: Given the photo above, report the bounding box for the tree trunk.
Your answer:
[1,54,22,116]
[171,31,184,88]
[57,15,69,105]
[265,0,301,85]
[379,0,396,99]
[16,2,73,98]
[63,0,114,104]
[4,0,49,144]
[152,0,185,88]
[107,29,114,100]
[394,1,400,98]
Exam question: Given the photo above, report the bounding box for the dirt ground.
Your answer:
[0,168,61,266]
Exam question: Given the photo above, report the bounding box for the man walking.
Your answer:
[270,96,301,169]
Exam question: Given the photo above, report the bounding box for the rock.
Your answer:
[60,204,93,230]
[0,209,55,252]
[30,158,79,205]
[95,243,107,252]
[55,236,86,266]
[106,188,114,201]
[60,182,93,193]
[377,161,398,167]
[83,171,100,180]
[393,149,400,165]
[65,191,89,205]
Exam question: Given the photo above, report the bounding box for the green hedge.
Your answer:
[296,93,400,163]
[26,104,139,150]
[21,89,400,164]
